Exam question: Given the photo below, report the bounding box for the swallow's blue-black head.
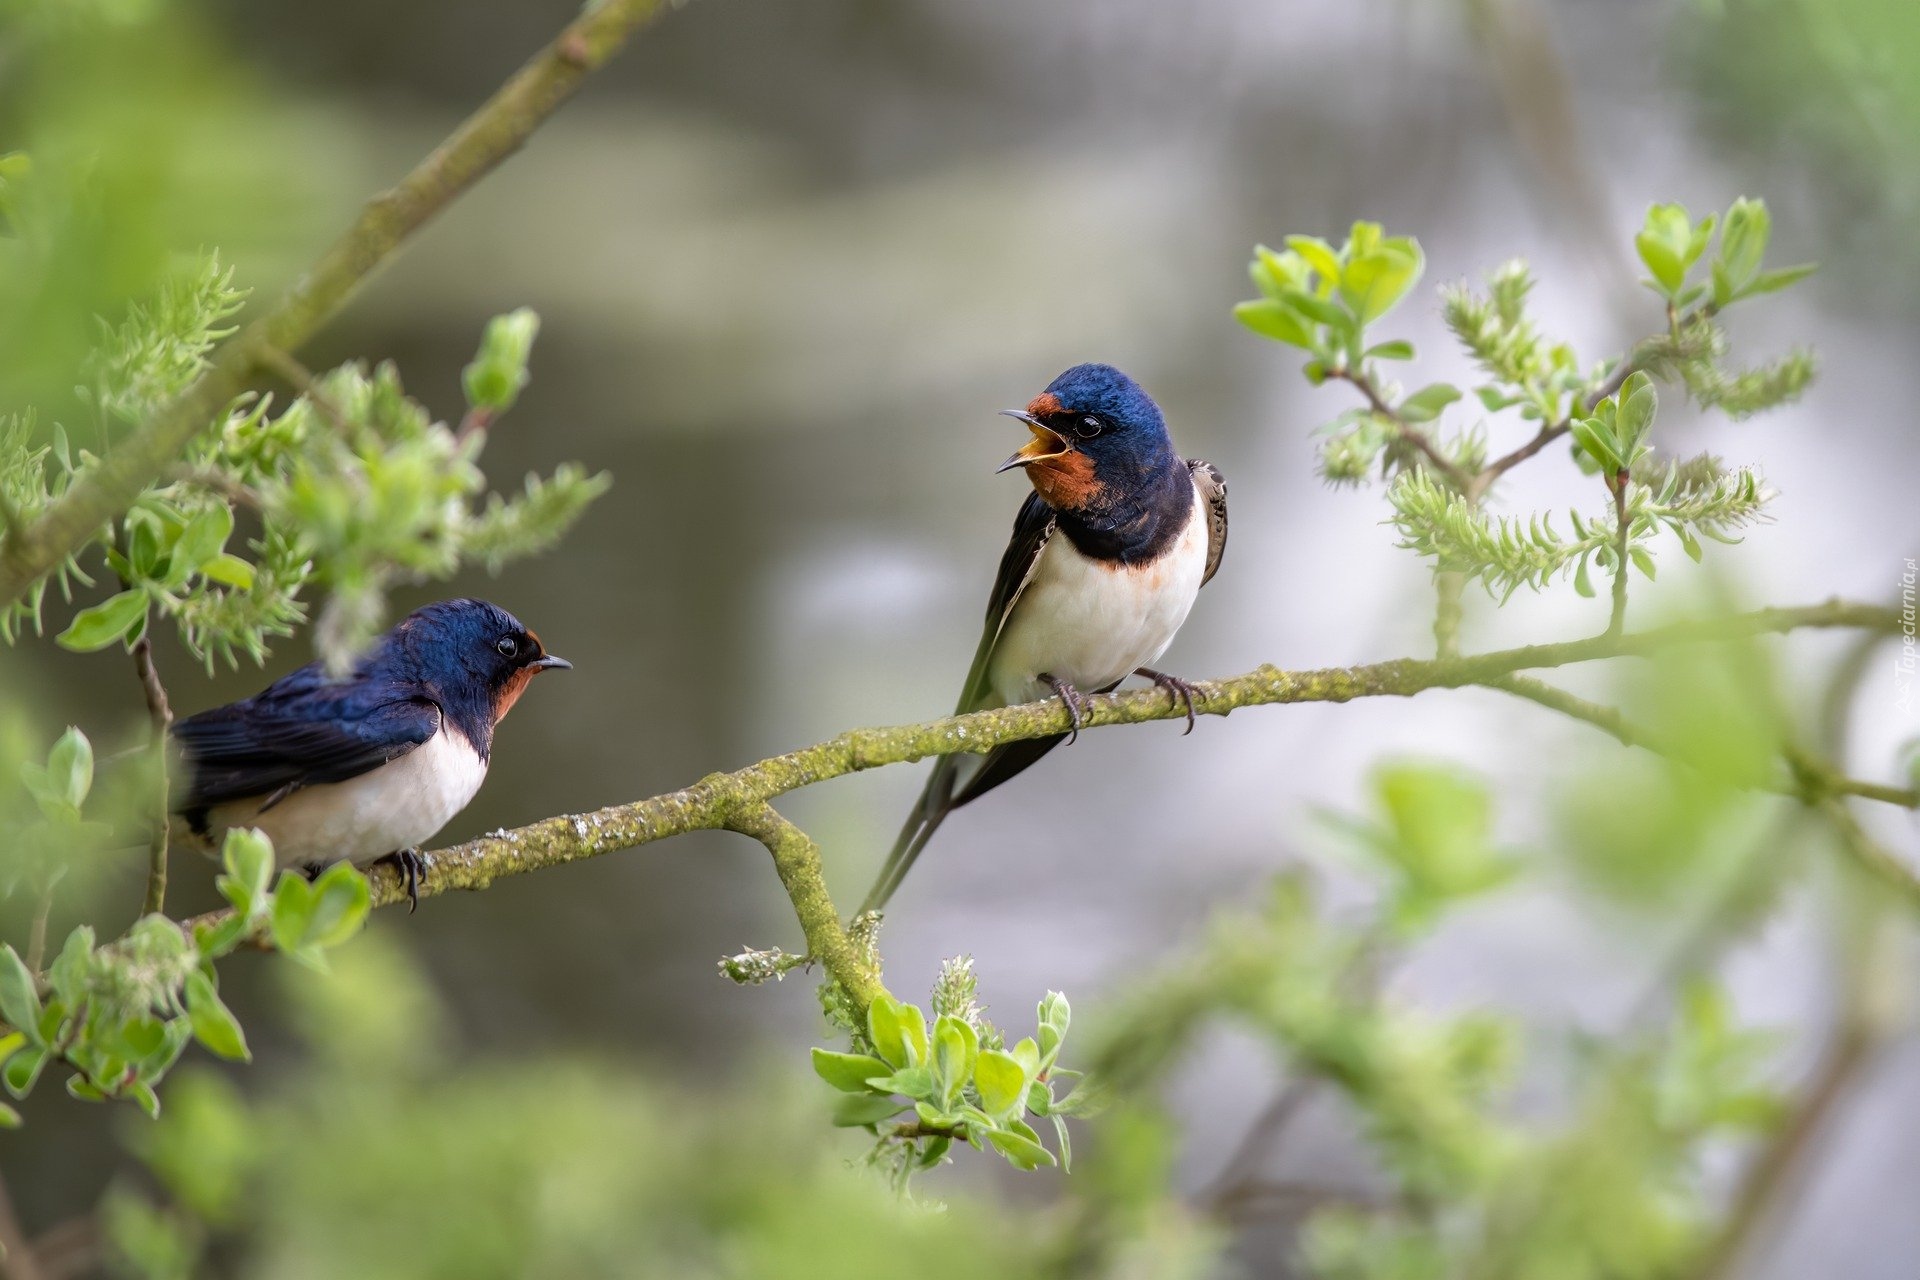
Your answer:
[391,598,571,723]
[997,363,1178,513]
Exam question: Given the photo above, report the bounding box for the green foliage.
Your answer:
[102,938,1211,1280]
[1237,202,1810,608]
[811,970,1095,1184]
[1092,769,1791,1280]
[0,814,367,1119]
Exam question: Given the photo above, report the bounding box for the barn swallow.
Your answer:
[169,598,570,910]
[860,363,1227,913]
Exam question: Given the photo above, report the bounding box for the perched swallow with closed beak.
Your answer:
[169,598,571,910]
[860,362,1227,913]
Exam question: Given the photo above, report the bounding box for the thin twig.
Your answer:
[1606,469,1631,635]
[1486,675,1919,809]
[0,0,679,609]
[23,886,52,976]
[1328,368,1474,493]
[132,635,173,917]
[1197,1078,1318,1211]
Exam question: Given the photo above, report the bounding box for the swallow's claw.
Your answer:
[383,847,426,913]
[1040,673,1087,744]
[1135,667,1200,734]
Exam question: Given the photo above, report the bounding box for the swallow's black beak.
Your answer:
[996,409,1071,474]
[529,654,573,672]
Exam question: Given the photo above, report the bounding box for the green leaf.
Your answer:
[1573,552,1596,598]
[1475,386,1519,412]
[1398,383,1461,424]
[1615,371,1657,448]
[985,1126,1057,1170]
[831,1092,906,1128]
[57,589,149,652]
[1716,196,1769,289]
[4,1047,45,1097]
[0,1101,18,1129]
[462,308,541,415]
[199,553,255,590]
[303,863,371,949]
[47,727,94,810]
[184,971,250,1062]
[0,946,40,1037]
[1674,523,1703,563]
[218,828,276,915]
[810,1049,891,1094]
[1739,263,1816,298]
[1284,235,1342,285]
[866,995,927,1070]
[1339,240,1423,325]
[1281,289,1351,331]
[930,1015,979,1108]
[173,505,234,573]
[128,1080,161,1119]
[973,1049,1028,1119]
[1365,339,1415,361]
[1052,1114,1072,1173]
[269,872,315,954]
[1233,299,1314,350]
[865,1065,934,1099]
[1630,546,1658,580]
[1036,991,1070,1070]
[1571,418,1623,473]
[1634,203,1695,295]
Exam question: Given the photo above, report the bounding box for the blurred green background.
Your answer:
[1,0,1916,1275]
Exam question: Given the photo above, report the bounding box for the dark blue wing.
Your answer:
[171,661,440,814]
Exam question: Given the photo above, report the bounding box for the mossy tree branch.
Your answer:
[0,0,677,608]
[166,598,1914,1013]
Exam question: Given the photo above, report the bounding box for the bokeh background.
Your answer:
[4,0,1917,1274]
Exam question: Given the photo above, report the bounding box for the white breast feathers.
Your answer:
[987,485,1209,708]
[201,728,489,870]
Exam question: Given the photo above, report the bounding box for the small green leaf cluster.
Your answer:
[1237,225,1483,487]
[1238,198,1813,616]
[0,725,116,902]
[1441,260,1590,424]
[1388,371,1772,601]
[2,250,608,668]
[0,824,369,1126]
[812,976,1093,1183]
[1234,222,1426,370]
[1634,197,1814,310]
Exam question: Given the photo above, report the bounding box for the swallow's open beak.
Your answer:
[995,409,1071,473]
[529,654,573,672]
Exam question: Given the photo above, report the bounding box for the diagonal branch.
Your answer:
[0,0,678,608]
[168,599,1911,1010]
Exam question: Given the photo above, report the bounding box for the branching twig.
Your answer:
[720,800,884,1011]
[1328,367,1475,493]
[24,884,53,976]
[132,635,174,916]
[0,0,678,609]
[1488,675,1920,809]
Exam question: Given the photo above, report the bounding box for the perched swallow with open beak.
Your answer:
[860,363,1227,913]
[169,598,571,910]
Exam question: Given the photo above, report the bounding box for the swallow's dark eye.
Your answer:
[495,636,519,658]
[1075,415,1104,440]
